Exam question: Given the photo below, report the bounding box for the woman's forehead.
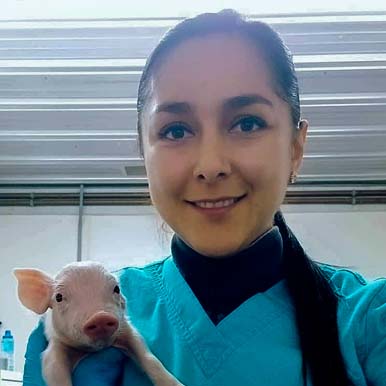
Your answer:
[149,34,278,109]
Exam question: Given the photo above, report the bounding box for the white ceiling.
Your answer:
[0,13,386,186]
[2,1,386,19]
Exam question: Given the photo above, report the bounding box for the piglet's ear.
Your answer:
[13,268,54,314]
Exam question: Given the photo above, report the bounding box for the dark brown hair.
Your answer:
[136,9,352,386]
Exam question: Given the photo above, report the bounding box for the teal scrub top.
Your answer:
[116,257,386,386]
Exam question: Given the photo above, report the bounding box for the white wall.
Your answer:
[0,204,385,372]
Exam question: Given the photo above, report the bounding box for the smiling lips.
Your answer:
[187,194,246,209]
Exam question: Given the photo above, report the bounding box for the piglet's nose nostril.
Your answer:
[83,312,119,340]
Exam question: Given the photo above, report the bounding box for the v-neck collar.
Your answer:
[171,226,285,324]
[159,257,292,377]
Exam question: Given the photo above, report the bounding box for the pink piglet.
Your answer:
[14,261,184,386]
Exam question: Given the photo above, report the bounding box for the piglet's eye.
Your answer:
[55,293,63,303]
[113,285,120,294]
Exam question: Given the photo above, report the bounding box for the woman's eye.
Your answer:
[159,124,192,141]
[231,116,267,133]
[113,285,120,294]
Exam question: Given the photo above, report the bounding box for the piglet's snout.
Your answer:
[83,311,119,340]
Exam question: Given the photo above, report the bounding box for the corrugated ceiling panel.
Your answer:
[0,13,386,185]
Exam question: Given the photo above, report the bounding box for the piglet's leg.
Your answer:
[114,322,184,386]
[42,339,87,386]
[42,340,73,386]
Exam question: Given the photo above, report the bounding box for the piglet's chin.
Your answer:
[88,339,115,351]
[74,335,116,352]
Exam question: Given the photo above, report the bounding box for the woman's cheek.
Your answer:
[147,153,188,199]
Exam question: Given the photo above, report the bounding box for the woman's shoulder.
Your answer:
[113,256,169,284]
[318,262,386,303]
[318,264,386,383]
[112,257,170,306]
[318,263,386,318]
[318,263,386,341]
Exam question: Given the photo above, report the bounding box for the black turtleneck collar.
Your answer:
[171,226,285,325]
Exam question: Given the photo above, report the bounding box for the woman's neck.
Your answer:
[172,226,285,324]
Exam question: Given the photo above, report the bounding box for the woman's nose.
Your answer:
[193,141,231,183]
[195,169,228,183]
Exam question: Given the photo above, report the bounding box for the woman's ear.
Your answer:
[291,119,309,174]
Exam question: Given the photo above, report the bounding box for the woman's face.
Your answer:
[141,34,308,257]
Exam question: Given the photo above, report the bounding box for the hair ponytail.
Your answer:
[274,210,353,385]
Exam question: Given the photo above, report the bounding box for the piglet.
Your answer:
[14,261,184,386]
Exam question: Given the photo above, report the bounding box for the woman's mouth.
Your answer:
[186,194,247,215]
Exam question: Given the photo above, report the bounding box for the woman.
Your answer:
[23,9,386,386]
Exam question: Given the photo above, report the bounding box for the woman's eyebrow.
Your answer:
[154,93,273,115]
[155,101,191,115]
[223,94,273,110]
